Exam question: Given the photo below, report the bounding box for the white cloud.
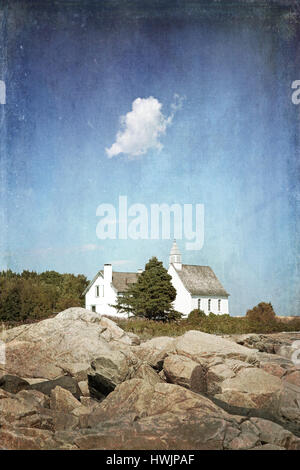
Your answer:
[106,95,183,158]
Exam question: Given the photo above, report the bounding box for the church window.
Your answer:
[198,298,201,309]
[208,299,211,311]
[95,285,104,297]
[218,299,221,311]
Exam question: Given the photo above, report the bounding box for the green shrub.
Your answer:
[187,309,206,323]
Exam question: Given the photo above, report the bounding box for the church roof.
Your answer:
[110,271,139,293]
[173,264,229,297]
[82,270,139,296]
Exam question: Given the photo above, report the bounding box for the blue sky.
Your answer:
[1,1,300,315]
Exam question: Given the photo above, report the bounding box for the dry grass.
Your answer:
[111,314,300,340]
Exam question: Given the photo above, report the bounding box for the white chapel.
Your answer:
[83,240,229,318]
[167,240,229,317]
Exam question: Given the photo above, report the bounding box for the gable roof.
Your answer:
[173,264,229,297]
[110,271,139,293]
[82,270,139,296]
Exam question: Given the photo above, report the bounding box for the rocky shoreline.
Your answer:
[0,308,299,450]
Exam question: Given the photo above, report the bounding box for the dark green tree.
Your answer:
[0,279,22,321]
[0,269,88,321]
[114,257,180,321]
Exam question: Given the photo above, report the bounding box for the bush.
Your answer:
[246,302,276,323]
[187,309,206,323]
[245,302,279,333]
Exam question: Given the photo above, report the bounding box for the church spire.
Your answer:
[169,239,182,270]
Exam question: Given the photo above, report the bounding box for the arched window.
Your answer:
[208,299,211,311]
[218,299,221,311]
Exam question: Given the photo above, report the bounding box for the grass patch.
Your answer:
[113,314,300,340]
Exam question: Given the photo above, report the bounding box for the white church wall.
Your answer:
[191,296,229,315]
[168,263,229,317]
[168,264,192,318]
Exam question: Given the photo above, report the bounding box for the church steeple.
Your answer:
[169,239,182,270]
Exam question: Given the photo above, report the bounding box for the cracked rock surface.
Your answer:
[0,308,299,450]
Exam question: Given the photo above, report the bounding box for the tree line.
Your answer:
[0,270,88,322]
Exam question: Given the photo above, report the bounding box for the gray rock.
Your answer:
[0,340,64,380]
[132,363,163,386]
[88,350,135,399]
[174,330,257,363]
[163,354,207,392]
[2,308,140,381]
[30,375,81,399]
[0,375,30,394]
[132,336,176,370]
[216,368,282,411]
[50,386,81,413]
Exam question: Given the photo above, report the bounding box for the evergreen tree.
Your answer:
[0,279,22,321]
[114,257,180,321]
[0,269,88,321]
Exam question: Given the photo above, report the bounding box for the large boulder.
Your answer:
[72,378,300,450]
[215,368,283,410]
[174,330,258,363]
[82,379,226,427]
[1,308,140,380]
[0,341,64,379]
[163,354,206,392]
